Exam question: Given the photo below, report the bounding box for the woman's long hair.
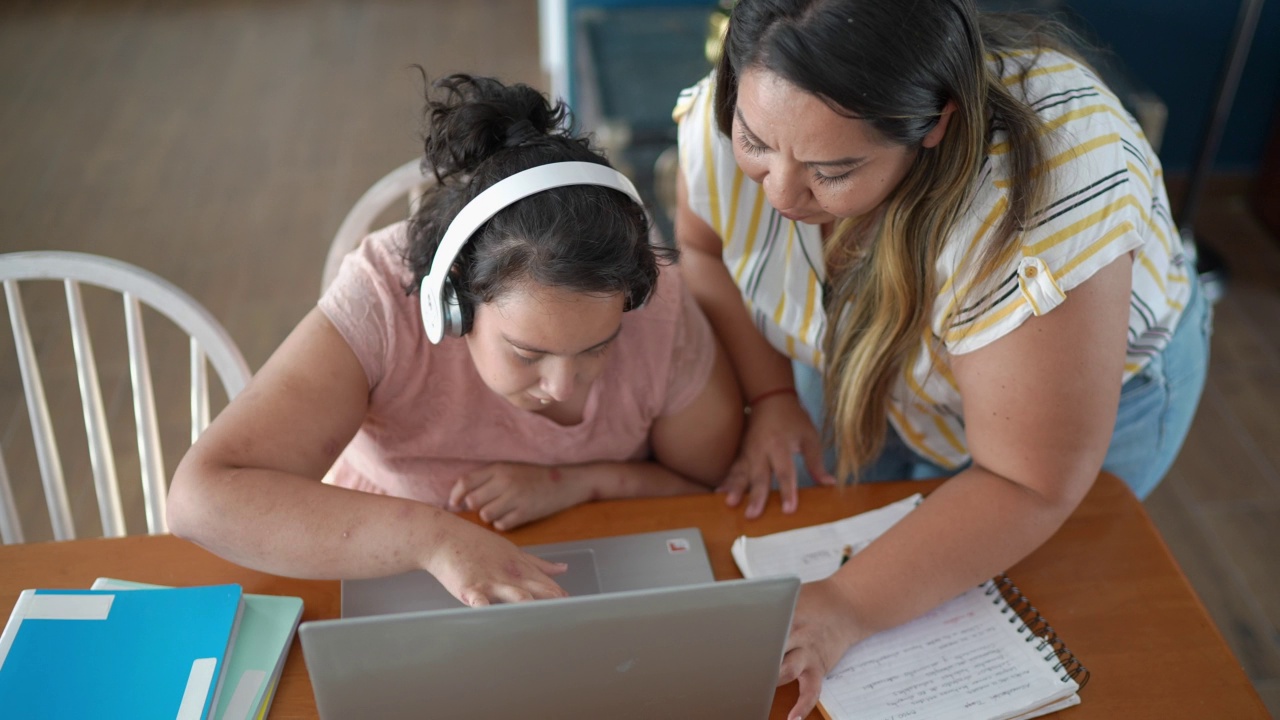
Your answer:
[715,0,1079,478]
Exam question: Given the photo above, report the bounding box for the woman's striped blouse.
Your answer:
[675,50,1190,470]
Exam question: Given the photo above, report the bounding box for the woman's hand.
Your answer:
[778,578,863,720]
[449,462,587,531]
[719,393,834,518]
[421,513,570,606]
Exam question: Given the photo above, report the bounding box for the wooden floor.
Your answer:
[1,2,1277,716]
[1144,189,1280,717]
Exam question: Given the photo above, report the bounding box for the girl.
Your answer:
[167,74,742,608]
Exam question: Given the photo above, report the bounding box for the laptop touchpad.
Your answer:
[535,549,601,597]
[342,548,602,617]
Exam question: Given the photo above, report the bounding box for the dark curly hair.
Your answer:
[404,72,673,331]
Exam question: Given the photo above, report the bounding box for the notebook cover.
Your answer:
[91,579,303,720]
[0,584,243,719]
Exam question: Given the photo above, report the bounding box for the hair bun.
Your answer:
[418,73,568,181]
[503,118,542,149]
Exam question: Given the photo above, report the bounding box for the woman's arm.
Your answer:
[167,309,568,605]
[674,167,833,516]
[675,167,796,405]
[780,254,1134,720]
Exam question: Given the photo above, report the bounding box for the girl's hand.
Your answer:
[778,578,863,720]
[449,462,588,531]
[719,393,834,518]
[421,513,569,606]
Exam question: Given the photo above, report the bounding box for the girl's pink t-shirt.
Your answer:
[317,222,716,506]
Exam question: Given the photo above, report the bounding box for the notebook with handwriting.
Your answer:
[731,495,1088,720]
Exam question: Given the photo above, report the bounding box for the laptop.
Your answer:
[299,529,801,719]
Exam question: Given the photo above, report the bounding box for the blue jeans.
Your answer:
[793,278,1212,499]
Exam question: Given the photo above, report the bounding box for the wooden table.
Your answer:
[0,473,1268,718]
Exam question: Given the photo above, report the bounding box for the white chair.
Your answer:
[0,251,251,543]
[322,159,434,295]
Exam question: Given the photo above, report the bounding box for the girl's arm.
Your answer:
[648,331,744,486]
[780,254,1134,720]
[449,334,744,531]
[166,309,568,605]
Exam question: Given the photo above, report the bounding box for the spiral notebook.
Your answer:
[731,495,1089,720]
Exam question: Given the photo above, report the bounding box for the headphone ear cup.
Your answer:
[440,278,468,337]
[457,287,474,335]
[419,275,445,344]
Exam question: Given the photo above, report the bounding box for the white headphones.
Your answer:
[418,161,644,344]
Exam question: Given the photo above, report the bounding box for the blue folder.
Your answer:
[0,584,244,720]
[92,578,303,720]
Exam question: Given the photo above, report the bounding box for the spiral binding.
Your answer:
[984,574,1091,688]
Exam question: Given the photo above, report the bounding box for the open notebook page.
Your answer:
[732,495,1081,720]
[817,580,1080,720]
[730,494,922,582]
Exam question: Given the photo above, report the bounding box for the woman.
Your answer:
[674,1,1209,716]
[167,74,742,608]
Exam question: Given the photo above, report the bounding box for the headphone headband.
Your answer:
[419,161,644,344]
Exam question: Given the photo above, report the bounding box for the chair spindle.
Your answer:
[0,448,24,544]
[190,338,210,445]
[124,293,167,535]
[65,280,126,537]
[5,280,75,540]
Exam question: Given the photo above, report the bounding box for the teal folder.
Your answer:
[0,584,244,720]
[93,579,303,720]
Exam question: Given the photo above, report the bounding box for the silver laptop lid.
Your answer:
[301,575,799,720]
[341,528,714,617]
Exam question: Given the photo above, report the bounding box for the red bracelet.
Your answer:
[747,387,798,409]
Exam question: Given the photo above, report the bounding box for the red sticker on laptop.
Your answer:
[666,538,690,554]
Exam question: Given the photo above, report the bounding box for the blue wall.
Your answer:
[1067,0,1280,173]
[563,1,1280,173]
[564,0,717,111]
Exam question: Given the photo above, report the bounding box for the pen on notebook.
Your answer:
[838,544,853,568]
